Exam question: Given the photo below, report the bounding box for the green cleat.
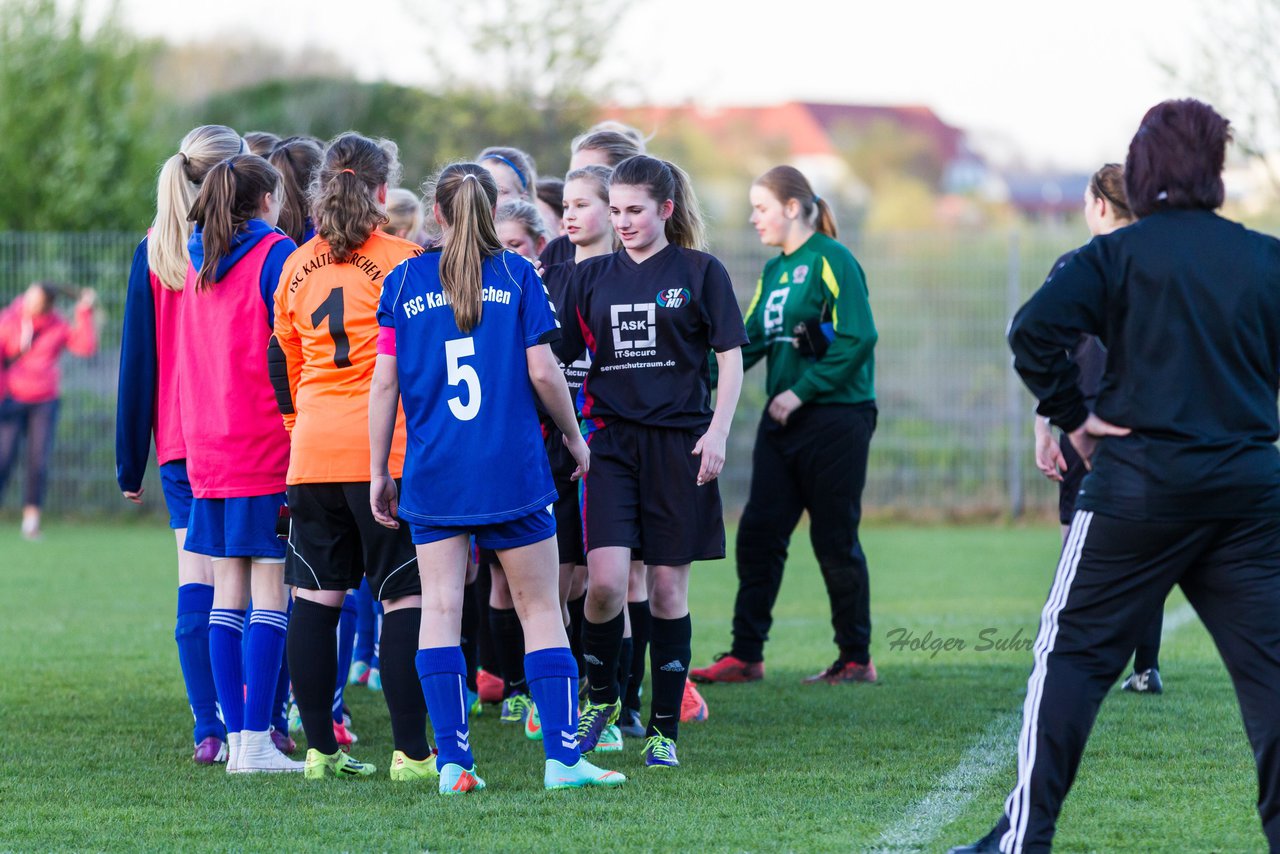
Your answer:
[389,749,439,781]
[439,762,486,795]
[544,757,627,790]
[595,724,624,752]
[304,747,376,779]
[525,702,543,740]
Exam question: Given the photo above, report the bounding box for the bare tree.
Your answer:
[1164,0,1280,192]
[405,0,633,105]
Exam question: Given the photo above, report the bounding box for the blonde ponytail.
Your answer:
[147,125,244,290]
[431,164,502,333]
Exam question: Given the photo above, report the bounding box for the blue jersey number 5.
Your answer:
[446,337,481,421]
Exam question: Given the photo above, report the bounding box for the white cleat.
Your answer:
[232,730,304,773]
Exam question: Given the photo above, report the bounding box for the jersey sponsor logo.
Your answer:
[792,264,810,284]
[610,302,657,353]
[763,287,790,340]
[656,287,692,308]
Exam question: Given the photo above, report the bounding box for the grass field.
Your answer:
[0,521,1265,852]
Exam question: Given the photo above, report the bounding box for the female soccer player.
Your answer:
[496,200,549,260]
[384,187,429,246]
[477,146,537,202]
[691,165,879,687]
[539,123,646,270]
[115,124,243,765]
[179,153,299,773]
[267,135,322,245]
[369,162,624,794]
[951,98,1280,854]
[535,176,565,237]
[0,283,96,540]
[556,155,746,768]
[1030,163,1165,695]
[272,132,436,781]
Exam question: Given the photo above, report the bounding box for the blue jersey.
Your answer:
[377,249,561,525]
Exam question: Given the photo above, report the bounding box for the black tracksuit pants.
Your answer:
[991,511,1280,853]
[731,402,876,664]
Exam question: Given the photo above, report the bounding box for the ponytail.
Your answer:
[187,155,280,290]
[148,125,244,290]
[312,132,401,263]
[269,136,323,244]
[753,165,838,239]
[611,155,706,251]
[430,163,502,333]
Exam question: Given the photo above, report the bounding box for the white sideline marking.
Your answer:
[869,713,1020,853]
[867,602,1199,852]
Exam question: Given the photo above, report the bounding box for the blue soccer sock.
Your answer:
[209,608,246,734]
[333,593,357,723]
[416,646,474,769]
[175,584,223,743]
[271,598,292,732]
[525,647,581,766]
[354,579,376,664]
[244,609,288,733]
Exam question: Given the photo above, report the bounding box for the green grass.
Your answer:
[0,522,1263,852]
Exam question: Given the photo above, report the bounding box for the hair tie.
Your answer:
[482,154,527,190]
[178,151,189,165]
[224,158,236,173]
[340,168,356,175]
[813,194,822,204]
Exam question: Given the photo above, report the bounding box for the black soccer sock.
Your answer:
[647,614,692,741]
[582,610,625,706]
[490,606,527,696]
[476,564,501,677]
[625,599,651,710]
[287,597,341,755]
[461,580,479,691]
[617,636,633,705]
[567,593,587,675]
[379,607,432,760]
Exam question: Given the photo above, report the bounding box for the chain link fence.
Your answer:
[0,228,1079,521]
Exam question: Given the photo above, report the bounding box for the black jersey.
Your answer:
[1010,209,1280,521]
[1045,251,1106,407]
[557,243,748,431]
[540,234,575,270]
[543,260,590,410]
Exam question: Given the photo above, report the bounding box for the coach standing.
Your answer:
[951,99,1280,853]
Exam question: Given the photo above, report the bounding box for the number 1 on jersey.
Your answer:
[312,287,352,368]
[445,337,481,421]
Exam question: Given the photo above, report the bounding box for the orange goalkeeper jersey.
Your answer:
[274,229,422,484]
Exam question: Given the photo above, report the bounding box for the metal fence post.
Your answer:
[1006,230,1024,519]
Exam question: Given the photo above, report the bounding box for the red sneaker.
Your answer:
[333,721,357,752]
[802,658,878,685]
[476,668,504,704]
[680,680,709,722]
[689,653,764,684]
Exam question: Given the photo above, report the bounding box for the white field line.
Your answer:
[867,601,1199,853]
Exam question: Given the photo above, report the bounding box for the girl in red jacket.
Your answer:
[0,282,97,539]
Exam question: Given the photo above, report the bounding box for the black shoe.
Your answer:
[1121,667,1163,694]
[947,826,1002,853]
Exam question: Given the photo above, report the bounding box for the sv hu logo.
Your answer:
[656,287,692,308]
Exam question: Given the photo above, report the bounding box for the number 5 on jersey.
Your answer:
[446,337,481,421]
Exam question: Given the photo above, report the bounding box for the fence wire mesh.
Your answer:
[0,228,1079,520]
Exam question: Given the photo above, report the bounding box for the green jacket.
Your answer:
[741,231,877,404]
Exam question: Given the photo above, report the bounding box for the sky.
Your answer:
[88,0,1217,170]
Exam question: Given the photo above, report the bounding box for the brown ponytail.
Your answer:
[187,155,280,290]
[311,132,402,263]
[148,125,244,290]
[753,165,838,239]
[269,136,323,244]
[1088,163,1134,222]
[611,155,707,251]
[430,163,502,333]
